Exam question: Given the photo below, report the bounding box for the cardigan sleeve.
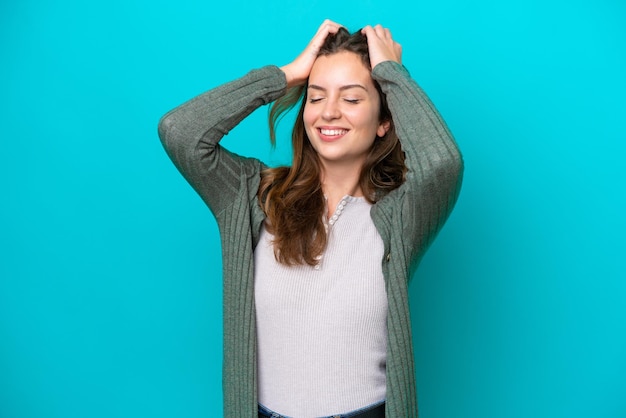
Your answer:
[372,61,464,259]
[157,66,288,217]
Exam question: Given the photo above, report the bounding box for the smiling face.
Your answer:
[303,51,389,171]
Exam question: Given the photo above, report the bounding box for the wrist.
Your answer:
[280,65,296,88]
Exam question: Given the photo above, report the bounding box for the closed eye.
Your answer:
[308,97,324,103]
[344,98,361,104]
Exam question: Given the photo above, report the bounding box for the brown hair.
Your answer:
[258,27,406,266]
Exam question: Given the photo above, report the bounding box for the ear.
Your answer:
[377,120,391,138]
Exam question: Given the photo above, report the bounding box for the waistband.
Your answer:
[258,400,385,418]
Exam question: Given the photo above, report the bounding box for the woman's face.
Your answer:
[303,51,389,170]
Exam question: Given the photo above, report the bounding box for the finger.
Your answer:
[316,19,342,37]
[321,18,342,27]
[376,26,391,41]
[362,25,380,38]
[373,24,386,39]
[313,20,342,45]
[308,21,342,55]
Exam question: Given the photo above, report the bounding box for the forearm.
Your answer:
[373,61,464,245]
[158,66,287,215]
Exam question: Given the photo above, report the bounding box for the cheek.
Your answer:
[345,107,380,132]
[303,104,316,128]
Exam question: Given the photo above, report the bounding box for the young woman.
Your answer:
[159,20,463,418]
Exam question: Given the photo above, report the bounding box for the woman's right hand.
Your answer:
[280,19,342,88]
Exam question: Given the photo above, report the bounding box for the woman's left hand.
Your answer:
[361,25,402,69]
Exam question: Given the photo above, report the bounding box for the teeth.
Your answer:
[320,129,347,136]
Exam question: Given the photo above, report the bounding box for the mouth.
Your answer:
[318,127,349,141]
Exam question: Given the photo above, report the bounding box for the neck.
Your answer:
[320,162,363,217]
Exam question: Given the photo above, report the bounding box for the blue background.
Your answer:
[1,0,625,417]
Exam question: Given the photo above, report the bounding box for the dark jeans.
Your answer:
[258,400,385,418]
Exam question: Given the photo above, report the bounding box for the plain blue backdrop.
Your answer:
[1,0,625,417]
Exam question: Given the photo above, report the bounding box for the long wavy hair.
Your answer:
[258,27,406,266]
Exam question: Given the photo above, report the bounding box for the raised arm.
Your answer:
[158,67,287,217]
[158,20,344,217]
[363,25,463,254]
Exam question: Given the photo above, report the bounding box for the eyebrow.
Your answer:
[308,84,369,92]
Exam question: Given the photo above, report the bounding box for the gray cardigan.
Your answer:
[158,61,463,417]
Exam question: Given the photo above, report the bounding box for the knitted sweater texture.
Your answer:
[158,61,463,417]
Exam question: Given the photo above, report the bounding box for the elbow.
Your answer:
[157,111,191,157]
[157,112,176,147]
[445,149,464,205]
[434,144,463,182]
[432,147,464,205]
[451,147,464,186]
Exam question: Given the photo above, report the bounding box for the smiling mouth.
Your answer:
[319,128,349,137]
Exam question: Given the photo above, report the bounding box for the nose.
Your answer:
[322,99,341,121]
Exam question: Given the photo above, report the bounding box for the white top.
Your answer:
[254,196,387,417]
